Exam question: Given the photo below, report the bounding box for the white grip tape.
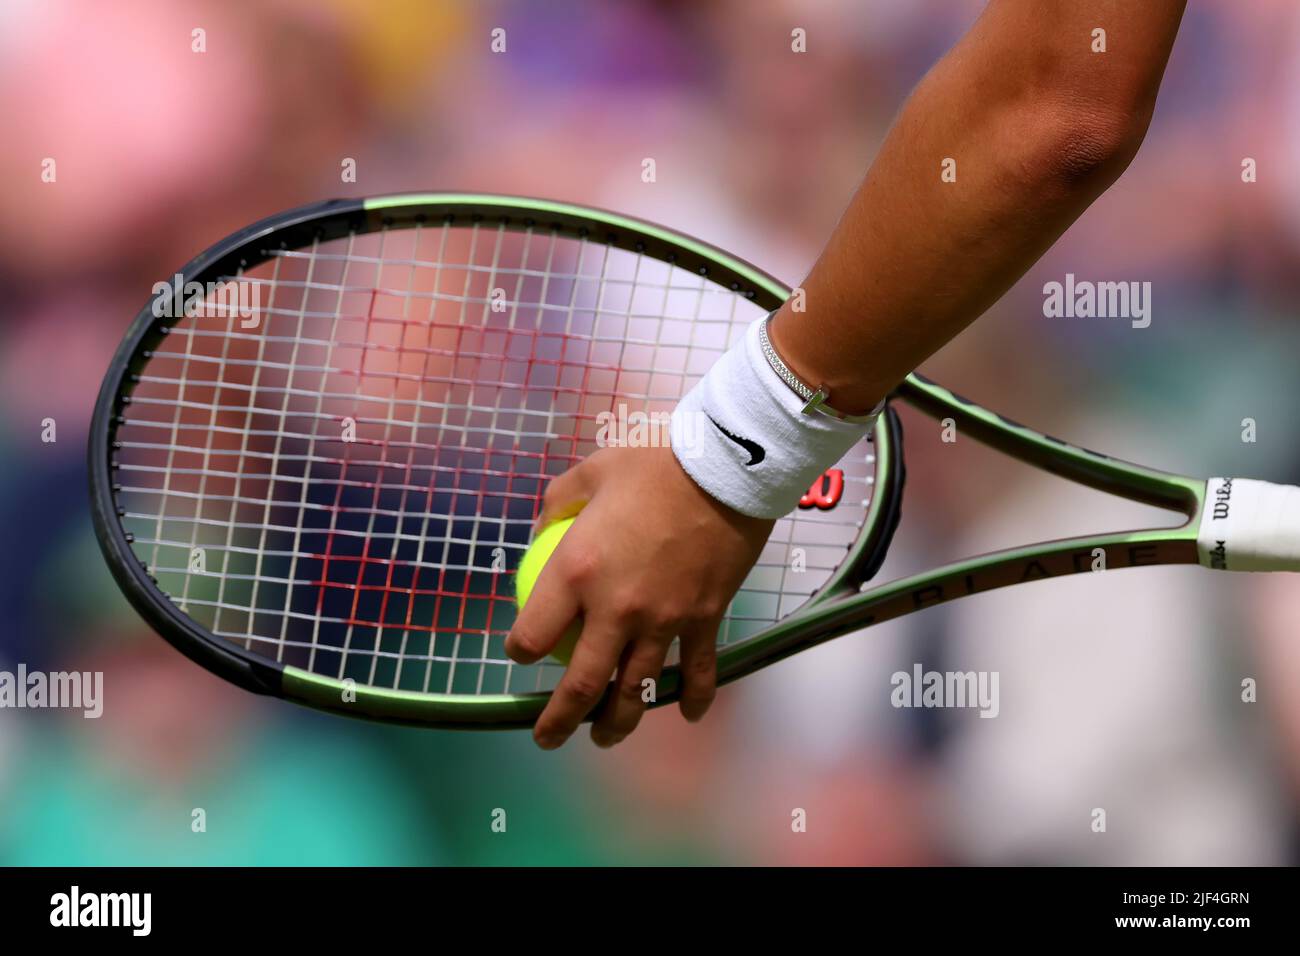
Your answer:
[1197,477,1300,571]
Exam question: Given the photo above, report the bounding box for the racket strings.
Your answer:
[115,218,876,696]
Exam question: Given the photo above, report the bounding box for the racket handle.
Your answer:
[1197,478,1300,571]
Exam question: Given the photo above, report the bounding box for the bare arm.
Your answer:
[773,0,1186,414]
[507,0,1187,750]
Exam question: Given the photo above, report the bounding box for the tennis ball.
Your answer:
[515,517,582,664]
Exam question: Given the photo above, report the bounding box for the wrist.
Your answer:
[668,316,880,519]
[768,306,887,418]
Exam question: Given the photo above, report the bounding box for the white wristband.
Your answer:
[669,317,879,519]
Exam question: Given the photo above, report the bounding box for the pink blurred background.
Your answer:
[1,0,1298,864]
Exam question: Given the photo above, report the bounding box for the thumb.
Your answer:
[537,453,603,528]
[505,542,582,665]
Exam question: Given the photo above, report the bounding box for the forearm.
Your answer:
[771,0,1187,415]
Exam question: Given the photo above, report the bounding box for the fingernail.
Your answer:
[536,734,564,750]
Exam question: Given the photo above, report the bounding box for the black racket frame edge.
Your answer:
[856,403,907,588]
[86,200,376,699]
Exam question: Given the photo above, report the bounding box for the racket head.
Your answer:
[88,194,904,727]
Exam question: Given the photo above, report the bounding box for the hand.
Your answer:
[505,443,774,750]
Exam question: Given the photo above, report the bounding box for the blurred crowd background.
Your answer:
[2,0,1299,865]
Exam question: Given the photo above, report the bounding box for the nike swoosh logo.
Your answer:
[707,416,766,465]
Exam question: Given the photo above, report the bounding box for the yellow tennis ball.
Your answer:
[515,517,582,663]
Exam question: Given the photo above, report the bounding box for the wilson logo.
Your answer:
[799,469,844,510]
[1211,477,1233,520]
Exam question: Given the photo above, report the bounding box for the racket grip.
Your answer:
[1197,477,1300,571]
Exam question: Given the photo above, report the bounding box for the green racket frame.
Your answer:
[90,194,1207,728]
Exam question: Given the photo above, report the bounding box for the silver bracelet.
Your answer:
[757,314,883,424]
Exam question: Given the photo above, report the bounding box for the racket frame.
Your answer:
[89,193,1207,728]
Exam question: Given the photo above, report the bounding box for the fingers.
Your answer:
[532,619,623,750]
[514,444,765,750]
[675,616,721,723]
[507,456,599,665]
[537,454,602,528]
[590,635,669,748]
[583,614,721,748]
[521,580,723,748]
[505,556,582,665]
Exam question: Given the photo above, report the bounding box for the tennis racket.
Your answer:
[89,193,1300,728]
